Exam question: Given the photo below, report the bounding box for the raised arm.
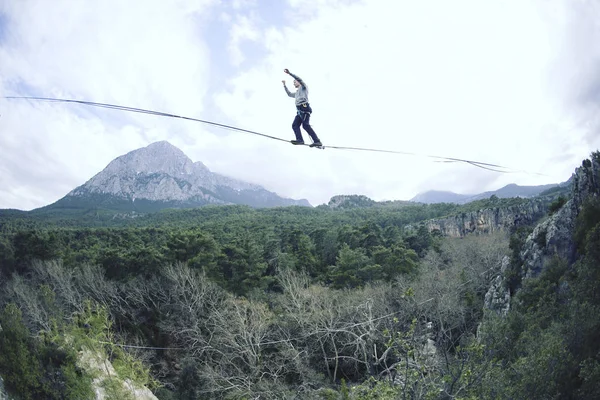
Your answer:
[284,68,307,88]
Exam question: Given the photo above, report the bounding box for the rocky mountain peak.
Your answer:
[51,141,311,210]
[102,140,202,177]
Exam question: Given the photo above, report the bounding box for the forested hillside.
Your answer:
[0,154,599,399]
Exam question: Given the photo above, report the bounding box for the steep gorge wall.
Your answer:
[484,152,600,314]
[519,154,600,278]
[424,199,550,237]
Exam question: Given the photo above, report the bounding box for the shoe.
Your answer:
[291,140,305,145]
[310,141,323,147]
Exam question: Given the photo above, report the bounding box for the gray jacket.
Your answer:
[284,72,309,106]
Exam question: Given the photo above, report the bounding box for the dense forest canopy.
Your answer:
[0,186,599,399]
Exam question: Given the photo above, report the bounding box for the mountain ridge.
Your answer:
[410,182,564,204]
[39,141,311,212]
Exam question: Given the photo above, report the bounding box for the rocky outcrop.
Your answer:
[80,349,158,400]
[519,199,577,278]
[425,199,549,237]
[483,152,600,317]
[484,256,511,315]
[71,141,261,199]
[571,156,600,210]
[520,154,600,278]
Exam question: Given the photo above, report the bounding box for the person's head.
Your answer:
[293,79,300,88]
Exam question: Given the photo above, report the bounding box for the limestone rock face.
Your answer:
[72,141,259,200]
[79,349,158,400]
[425,200,548,237]
[483,152,600,319]
[520,153,600,279]
[519,200,577,278]
[47,141,311,210]
[484,256,511,315]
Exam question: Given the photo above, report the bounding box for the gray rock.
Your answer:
[483,256,511,316]
[425,199,548,237]
[520,153,600,279]
[76,141,260,198]
[481,152,599,319]
[45,141,311,210]
[520,199,576,278]
[80,349,158,400]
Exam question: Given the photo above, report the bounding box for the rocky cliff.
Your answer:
[484,152,600,314]
[519,154,600,278]
[424,198,551,238]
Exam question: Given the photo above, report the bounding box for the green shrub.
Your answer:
[0,303,94,400]
[0,304,43,399]
[548,196,567,215]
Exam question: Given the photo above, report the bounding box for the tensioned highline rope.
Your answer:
[3,96,547,175]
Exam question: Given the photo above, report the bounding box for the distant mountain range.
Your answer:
[4,141,573,215]
[37,141,311,213]
[410,182,568,204]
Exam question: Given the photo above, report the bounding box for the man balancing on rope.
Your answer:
[282,68,323,147]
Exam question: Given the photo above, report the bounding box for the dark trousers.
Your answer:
[292,104,320,143]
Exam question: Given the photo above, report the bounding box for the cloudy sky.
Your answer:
[1,0,599,210]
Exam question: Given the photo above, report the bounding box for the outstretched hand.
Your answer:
[284,68,290,74]
[282,80,286,84]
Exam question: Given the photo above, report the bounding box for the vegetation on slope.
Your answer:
[2,192,598,399]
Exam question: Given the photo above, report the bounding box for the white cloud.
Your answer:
[1,0,599,210]
[213,0,600,205]
[0,0,218,209]
[232,0,258,10]
[228,14,262,66]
